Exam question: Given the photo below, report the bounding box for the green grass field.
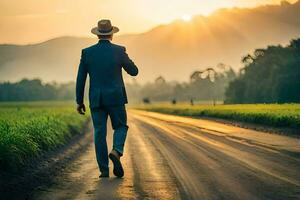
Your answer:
[135,103,300,129]
[0,102,90,171]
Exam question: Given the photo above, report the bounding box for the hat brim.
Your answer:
[91,26,119,35]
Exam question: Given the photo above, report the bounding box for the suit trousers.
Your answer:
[90,105,128,173]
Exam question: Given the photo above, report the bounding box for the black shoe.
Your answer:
[99,172,109,178]
[109,151,124,178]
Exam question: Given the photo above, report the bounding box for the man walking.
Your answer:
[76,19,138,178]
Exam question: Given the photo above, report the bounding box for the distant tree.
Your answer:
[225,38,300,103]
[155,76,166,85]
[171,98,177,105]
[188,65,236,102]
[190,98,194,106]
[0,79,76,101]
[142,97,151,104]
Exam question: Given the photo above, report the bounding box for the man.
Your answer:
[76,19,138,178]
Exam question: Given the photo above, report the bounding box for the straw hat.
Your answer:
[91,19,119,36]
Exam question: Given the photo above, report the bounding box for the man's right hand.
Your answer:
[77,104,86,115]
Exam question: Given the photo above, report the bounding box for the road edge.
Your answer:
[132,109,299,138]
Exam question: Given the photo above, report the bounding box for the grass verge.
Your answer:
[0,102,90,171]
[134,103,300,129]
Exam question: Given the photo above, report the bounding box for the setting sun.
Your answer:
[181,14,192,22]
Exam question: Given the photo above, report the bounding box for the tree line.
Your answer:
[0,79,75,101]
[0,38,299,104]
[225,38,300,103]
[0,65,237,103]
[126,64,236,104]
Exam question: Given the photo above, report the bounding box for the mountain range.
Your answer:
[0,0,300,83]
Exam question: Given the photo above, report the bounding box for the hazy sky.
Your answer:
[0,0,297,44]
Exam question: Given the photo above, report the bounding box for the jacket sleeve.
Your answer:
[76,49,88,105]
[121,47,139,76]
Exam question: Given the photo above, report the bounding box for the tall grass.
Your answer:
[0,102,89,171]
[135,103,300,129]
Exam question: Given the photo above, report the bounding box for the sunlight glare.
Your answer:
[181,14,192,22]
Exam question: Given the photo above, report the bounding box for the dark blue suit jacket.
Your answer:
[76,40,138,108]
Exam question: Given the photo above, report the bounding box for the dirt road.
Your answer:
[33,110,300,200]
